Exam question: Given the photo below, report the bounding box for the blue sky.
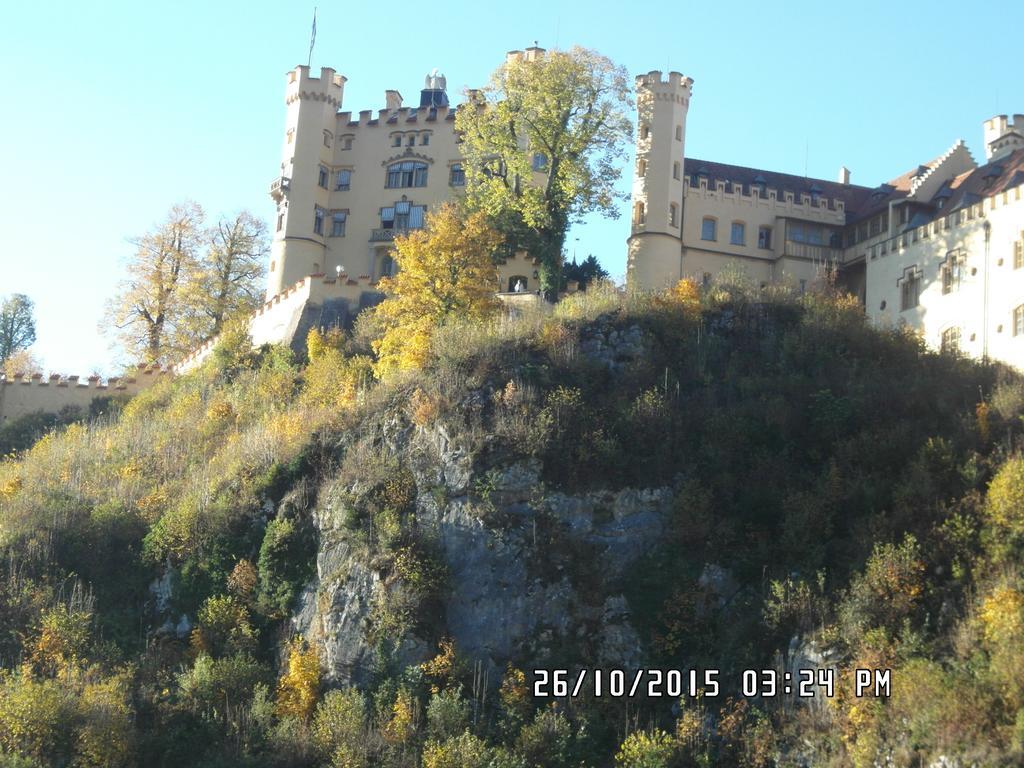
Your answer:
[1,0,1020,374]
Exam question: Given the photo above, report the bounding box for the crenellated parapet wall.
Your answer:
[0,365,170,424]
[176,274,384,373]
[684,176,848,222]
[338,104,458,128]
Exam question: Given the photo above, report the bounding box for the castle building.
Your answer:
[267,53,545,304]
[627,70,1024,367]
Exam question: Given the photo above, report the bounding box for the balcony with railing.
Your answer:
[370,228,395,242]
[783,240,842,263]
[269,177,291,202]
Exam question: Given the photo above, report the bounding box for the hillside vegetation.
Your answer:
[1,277,1023,767]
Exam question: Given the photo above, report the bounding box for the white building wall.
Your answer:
[865,186,1024,367]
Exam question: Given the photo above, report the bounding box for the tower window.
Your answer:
[675,125,682,141]
[318,165,329,189]
[1015,235,1024,269]
[1015,305,1024,336]
[637,159,647,177]
[758,226,772,249]
[386,161,428,188]
[449,163,465,187]
[669,203,678,228]
[899,268,921,311]
[640,124,649,140]
[532,153,548,172]
[940,327,961,355]
[323,130,332,148]
[941,251,964,294]
[634,202,646,226]
[730,221,746,246]
[701,217,717,241]
[330,211,347,237]
[276,212,284,232]
[335,169,352,191]
[313,206,325,235]
[673,162,680,180]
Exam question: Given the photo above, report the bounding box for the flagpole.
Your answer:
[308,7,317,68]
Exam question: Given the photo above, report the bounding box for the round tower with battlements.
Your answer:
[626,70,693,290]
[267,66,346,299]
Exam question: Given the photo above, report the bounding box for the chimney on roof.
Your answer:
[838,166,851,185]
[385,90,403,110]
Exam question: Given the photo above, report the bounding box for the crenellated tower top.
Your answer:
[285,65,346,108]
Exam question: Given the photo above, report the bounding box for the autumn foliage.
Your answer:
[370,205,501,376]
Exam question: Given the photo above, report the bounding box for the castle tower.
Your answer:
[626,71,693,290]
[983,114,1024,162]
[267,66,346,299]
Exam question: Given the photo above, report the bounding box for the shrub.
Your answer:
[312,687,368,761]
[425,688,470,742]
[422,731,496,768]
[614,728,677,768]
[256,515,316,619]
[177,654,268,719]
[986,455,1024,536]
[274,637,320,721]
[518,708,573,768]
[0,668,75,763]
[191,595,257,658]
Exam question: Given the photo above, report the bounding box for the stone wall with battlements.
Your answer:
[0,366,170,425]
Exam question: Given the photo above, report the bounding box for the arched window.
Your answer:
[386,161,428,188]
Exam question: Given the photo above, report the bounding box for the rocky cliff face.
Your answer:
[292,419,672,686]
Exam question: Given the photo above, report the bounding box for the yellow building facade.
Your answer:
[267,56,543,303]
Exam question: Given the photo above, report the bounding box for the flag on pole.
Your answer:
[308,8,317,67]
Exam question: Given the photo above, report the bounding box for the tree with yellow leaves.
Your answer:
[371,205,501,377]
[275,636,320,721]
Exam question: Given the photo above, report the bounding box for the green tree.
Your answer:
[561,254,609,291]
[456,47,632,299]
[0,294,36,365]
